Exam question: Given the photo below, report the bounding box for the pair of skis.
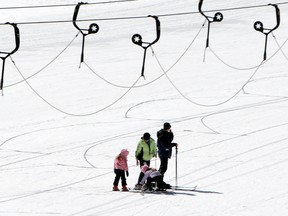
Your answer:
[132,185,197,195]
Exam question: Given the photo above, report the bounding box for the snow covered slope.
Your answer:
[1,0,288,215]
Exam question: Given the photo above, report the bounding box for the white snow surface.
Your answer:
[1,0,288,215]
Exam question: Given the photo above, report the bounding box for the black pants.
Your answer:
[113,169,127,187]
[137,160,150,184]
[159,156,168,176]
[146,175,164,189]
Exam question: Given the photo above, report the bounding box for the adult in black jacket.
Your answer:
[157,122,178,176]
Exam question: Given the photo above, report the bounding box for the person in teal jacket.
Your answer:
[134,132,157,188]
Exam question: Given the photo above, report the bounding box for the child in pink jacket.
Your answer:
[113,149,129,191]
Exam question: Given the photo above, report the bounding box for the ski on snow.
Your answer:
[171,185,198,192]
[129,185,197,195]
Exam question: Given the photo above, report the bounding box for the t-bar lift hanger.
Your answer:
[73,2,99,65]
[254,4,280,61]
[0,22,20,92]
[132,15,160,78]
[198,0,223,48]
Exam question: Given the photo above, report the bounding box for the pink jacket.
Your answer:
[114,149,129,171]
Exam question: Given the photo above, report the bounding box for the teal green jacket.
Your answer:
[135,138,157,161]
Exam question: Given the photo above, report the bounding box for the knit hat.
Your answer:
[120,149,129,157]
[163,122,171,130]
[141,165,149,173]
[143,132,150,140]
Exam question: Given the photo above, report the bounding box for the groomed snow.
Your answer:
[1,0,288,215]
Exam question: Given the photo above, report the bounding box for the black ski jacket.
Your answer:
[157,129,177,158]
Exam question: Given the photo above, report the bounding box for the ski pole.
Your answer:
[175,145,178,186]
[154,156,157,169]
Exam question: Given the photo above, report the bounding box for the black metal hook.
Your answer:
[73,2,99,64]
[254,4,280,60]
[132,15,160,77]
[0,22,20,90]
[198,0,223,48]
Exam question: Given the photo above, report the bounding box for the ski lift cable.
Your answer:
[208,47,261,71]
[153,37,288,107]
[5,32,80,89]
[6,20,203,95]
[0,0,286,12]
[154,37,288,107]
[0,0,138,10]
[1,2,288,25]
[9,56,142,117]
[83,20,205,89]
[83,61,135,88]
[154,50,264,107]
[209,36,288,72]
[272,32,288,61]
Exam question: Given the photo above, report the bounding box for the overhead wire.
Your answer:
[9,56,142,117]
[0,0,287,11]
[0,0,138,10]
[4,32,80,89]
[272,32,288,61]
[0,1,288,25]
[83,20,206,89]
[153,36,288,107]
[208,47,261,71]
[1,1,287,113]
[156,53,264,107]
[1,18,205,116]
[83,61,139,88]
[4,17,287,110]
[208,33,288,70]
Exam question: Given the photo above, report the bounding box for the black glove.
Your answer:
[126,171,129,177]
